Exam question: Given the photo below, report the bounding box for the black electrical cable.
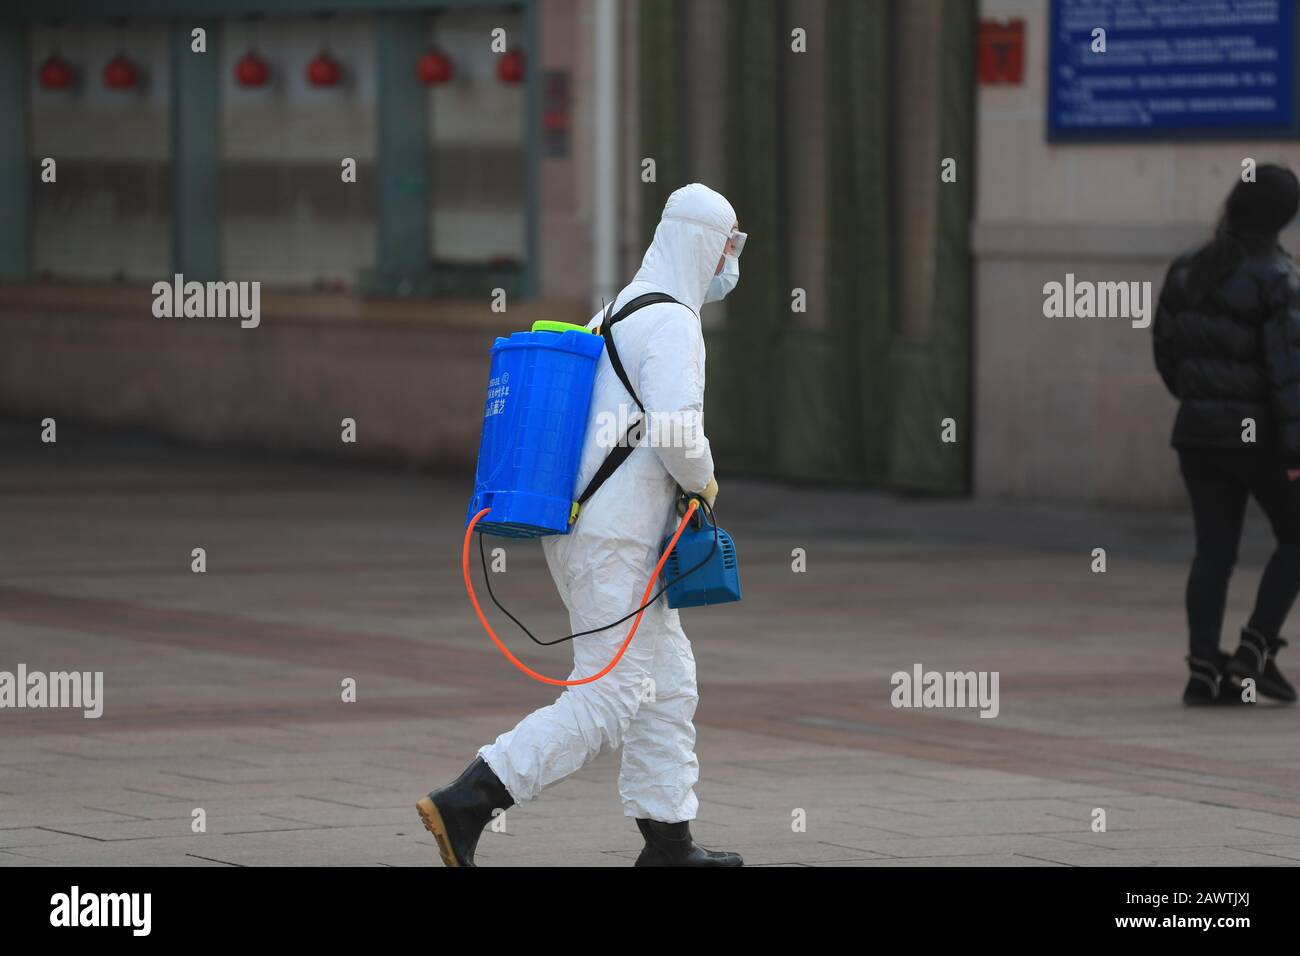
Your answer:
[477,495,721,647]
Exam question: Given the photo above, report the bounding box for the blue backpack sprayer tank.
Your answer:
[461,294,741,686]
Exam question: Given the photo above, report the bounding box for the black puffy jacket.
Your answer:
[1153,245,1300,466]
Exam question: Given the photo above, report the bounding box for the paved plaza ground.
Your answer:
[2,421,1298,867]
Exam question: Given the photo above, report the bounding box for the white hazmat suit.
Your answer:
[477,183,734,823]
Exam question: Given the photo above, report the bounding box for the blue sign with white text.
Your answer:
[1049,0,1298,140]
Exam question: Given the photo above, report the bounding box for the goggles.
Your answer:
[662,211,747,257]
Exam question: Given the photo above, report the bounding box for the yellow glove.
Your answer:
[699,476,719,509]
[676,476,719,516]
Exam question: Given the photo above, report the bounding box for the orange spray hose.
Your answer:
[462,499,700,686]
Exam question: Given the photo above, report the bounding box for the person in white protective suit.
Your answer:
[417,183,745,867]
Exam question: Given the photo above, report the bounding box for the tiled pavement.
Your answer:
[2,422,1298,867]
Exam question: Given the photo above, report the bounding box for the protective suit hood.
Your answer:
[628,183,736,312]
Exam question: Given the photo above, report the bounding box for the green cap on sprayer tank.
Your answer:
[531,320,596,334]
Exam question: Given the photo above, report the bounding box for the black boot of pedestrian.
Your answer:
[1228,627,1297,703]
[634,818,744,867]
[1183,652,1250,706]
[416,757,514,867]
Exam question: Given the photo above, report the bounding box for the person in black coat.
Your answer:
[1153,163,1300,706]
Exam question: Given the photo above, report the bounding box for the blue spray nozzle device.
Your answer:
[660,500,742,609]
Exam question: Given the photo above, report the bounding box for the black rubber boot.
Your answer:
[416,757,514,867]
[1183,652,1250,706]
[634,818,743,867]
[1228,627,1297,703]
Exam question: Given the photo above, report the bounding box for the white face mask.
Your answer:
[704,254,740,304]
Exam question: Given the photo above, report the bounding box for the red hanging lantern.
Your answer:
[496,49,525,85]
[417,48,453,86]
[38,54,75,90]
[235,51,270,88]
[306,51,341,87]
[103,53,138,90]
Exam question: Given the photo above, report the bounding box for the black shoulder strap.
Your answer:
[599,292,679,413]
[576,292,685,509]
